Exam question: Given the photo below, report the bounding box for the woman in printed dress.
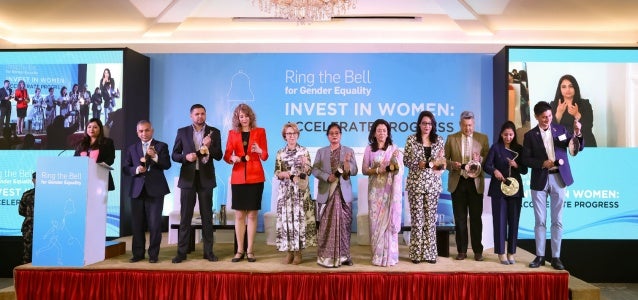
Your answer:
[403,111,446,264]
[274,122,316,264]
[362,119,403,267]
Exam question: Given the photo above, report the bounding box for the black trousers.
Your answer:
[131,186,165,260]
[451,177,484,254]
[176,171,214,258]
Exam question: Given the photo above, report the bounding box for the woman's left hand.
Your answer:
[251,142,262,154]
[567,102,581,120]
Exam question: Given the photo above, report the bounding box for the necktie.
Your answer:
[463,136,471,164]
[143,142,149,156]
[462,136,471,179]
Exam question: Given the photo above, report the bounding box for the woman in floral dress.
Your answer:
[362,119,403,267]
[403,111,446,264]
[274,122,316,264]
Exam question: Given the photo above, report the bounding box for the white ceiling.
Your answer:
[0,0,636,53]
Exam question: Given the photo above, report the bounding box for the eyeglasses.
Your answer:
[328,131,341,136]
[285,132,297,136]
[419,122,433,126]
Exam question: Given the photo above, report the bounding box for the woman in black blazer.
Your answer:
[484,121,528,265]
[74,117,115,191]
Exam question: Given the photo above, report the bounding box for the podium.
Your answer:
[32,156,110,267]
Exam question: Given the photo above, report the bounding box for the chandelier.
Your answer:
[253,0,357,24]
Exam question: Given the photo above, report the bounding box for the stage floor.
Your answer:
[18,232,563,274]
[12,233,592,299]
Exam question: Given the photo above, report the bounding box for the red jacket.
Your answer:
[224,127,268,184]
[15,89,29,109]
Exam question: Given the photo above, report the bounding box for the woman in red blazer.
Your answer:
[224,103,268,262]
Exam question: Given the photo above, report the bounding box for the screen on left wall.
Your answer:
[0,49,124,237]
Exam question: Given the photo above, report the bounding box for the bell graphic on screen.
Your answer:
[227,70,255,102]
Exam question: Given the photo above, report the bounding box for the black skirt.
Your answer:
[231,182,264,211]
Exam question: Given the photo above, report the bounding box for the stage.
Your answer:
[12,233,576,300]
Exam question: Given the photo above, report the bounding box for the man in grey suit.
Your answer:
[123,120,171,263]
[444,111,489,261]
[522,101,583,270]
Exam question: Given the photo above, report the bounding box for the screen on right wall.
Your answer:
[496,46,638,240]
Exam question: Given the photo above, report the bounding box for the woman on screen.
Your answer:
[99,68,115,95]
[14,80,29,135]
[403,111,446,264]
[74,117,115,191]
[57,86,70,124]
[550,74,596,147]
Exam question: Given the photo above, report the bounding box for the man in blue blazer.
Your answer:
[123,120,172,263]
[522,101,583,270]
[171,104,223,263]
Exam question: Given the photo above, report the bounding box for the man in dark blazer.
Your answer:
[444,111,489,261]
[0,80,13,133]
[123,120,171,263]
[522,101,583,270]
[171,104,222,263]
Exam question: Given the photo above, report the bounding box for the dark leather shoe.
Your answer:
[149,258,158,263]
[171,255,186,264]
[455,253,467,260]
[474,253,484,261]
[426,260,437,264]
[528,256,545,268]
[551,257,565,270]
[231,252,245,262]
[204,253,219,262]
[411,259,420,264]
[129,256,144,263]
[343,259,354,266]
[246,253,256,263]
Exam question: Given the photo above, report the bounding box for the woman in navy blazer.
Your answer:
[484,121,527,265]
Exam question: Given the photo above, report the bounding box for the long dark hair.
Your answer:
[553,74,582,103]
[415,110,438,144]
[368,119,392,152]
[78,118,106,151]
[497,120,522,151]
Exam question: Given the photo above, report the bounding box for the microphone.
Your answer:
[58,149,69,156]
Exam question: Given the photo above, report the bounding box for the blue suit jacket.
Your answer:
[123,139,171,198]
[522,124,584,191]
[171,125,222,190]
[484,143,528,198]
[311,145,358,204]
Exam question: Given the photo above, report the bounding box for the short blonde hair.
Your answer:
[281,122,300,140]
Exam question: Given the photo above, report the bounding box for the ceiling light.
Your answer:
[252,0,356,25]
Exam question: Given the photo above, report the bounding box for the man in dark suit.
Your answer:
[123,120,171,263]
[0,80,13,133]
[444,111,489,261]
[522,101,583,270]
[171,104,222,263]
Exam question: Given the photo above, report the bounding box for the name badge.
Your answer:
[558,134,567,141]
